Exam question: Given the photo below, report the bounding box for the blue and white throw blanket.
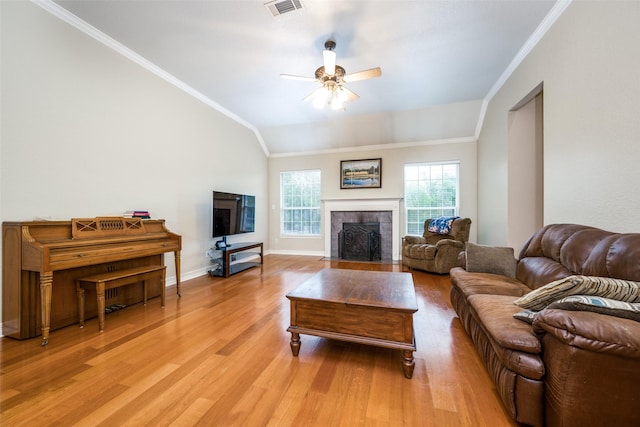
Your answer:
[427,216,459,235]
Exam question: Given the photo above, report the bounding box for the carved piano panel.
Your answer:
[2,219,181,343]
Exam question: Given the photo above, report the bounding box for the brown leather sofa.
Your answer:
[450,224,640,427]
[402,217,471,273]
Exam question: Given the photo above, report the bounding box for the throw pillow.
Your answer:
[427,216,459,235]
[513,309,537,324]
[547,295,640,322]
[465,242,517,278]
[513,275,640,311]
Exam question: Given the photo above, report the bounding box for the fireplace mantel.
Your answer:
[323,197,402,260]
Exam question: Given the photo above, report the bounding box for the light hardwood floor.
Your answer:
[1,255,518,426]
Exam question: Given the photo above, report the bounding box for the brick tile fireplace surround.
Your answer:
[323,198,402,261]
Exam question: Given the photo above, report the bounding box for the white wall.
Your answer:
[478,1,640,246]
[268,140,477,255]
[0,2,268,326]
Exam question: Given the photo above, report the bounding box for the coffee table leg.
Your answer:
[402,350,415,379]
[289,331,301,356]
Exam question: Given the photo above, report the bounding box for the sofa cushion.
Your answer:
[516,257,573,290]
[465,242,517,278]
[513,275,640,311]
[450,267,530,298]
[461,295,545,382]
[468,294,541,354]
[547,295,640,322]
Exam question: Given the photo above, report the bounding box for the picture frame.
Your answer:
[340,158,382,189]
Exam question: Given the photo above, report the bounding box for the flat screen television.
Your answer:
[212,191,256,240]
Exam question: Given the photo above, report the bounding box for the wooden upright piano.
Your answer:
[2,217,181,345]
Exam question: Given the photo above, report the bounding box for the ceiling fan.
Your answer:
[280,40,382,110]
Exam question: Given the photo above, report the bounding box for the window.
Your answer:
[404,162,459,235]
[280,169,321,236]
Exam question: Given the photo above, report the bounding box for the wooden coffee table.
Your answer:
[286,268,418,378]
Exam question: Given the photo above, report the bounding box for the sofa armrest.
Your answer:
[533,309,640,426]
[534,309,640,358]
[403,235,426,245]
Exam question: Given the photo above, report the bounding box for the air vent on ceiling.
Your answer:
[265,0,303,17]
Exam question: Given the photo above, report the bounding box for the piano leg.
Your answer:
[96,282,106,332]
[40,271,53,346]
[175,251,182,297]
[77,285,86,328]
[161,267,166,307]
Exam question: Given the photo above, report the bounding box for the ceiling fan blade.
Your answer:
[343,67,382,83]
[280,74,317,82]
[341,86,360,102]
[303,86,327,102]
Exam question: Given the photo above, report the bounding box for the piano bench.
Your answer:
[76,265,166,332]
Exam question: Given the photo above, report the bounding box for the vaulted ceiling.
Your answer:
[53,0,558,155]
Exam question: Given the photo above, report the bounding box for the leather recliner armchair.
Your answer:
[402,217,472,274]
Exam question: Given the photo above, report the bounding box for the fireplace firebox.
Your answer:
[338,222,381,261]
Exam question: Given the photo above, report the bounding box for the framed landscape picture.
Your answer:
[340,158,382,189]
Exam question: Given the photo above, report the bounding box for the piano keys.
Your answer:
[2,217,181,345]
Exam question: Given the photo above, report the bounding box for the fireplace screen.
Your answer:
[338,222,381,261]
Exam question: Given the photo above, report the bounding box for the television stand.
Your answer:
[208,242,263,278]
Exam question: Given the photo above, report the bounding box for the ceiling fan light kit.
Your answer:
[281,39,381,111]
[310,81,349,111]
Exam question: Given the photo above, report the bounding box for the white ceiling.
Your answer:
[53,0,558,155]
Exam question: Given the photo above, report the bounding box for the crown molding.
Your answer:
[475,0,573,139]
[269,136,476,158]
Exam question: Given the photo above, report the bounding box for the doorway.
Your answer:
[508,84,543,251]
